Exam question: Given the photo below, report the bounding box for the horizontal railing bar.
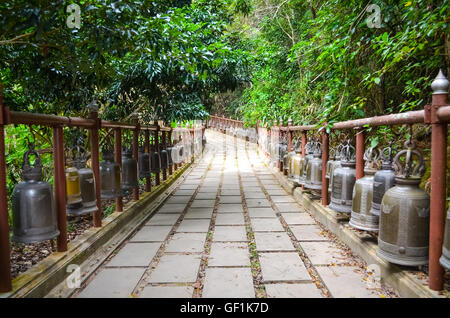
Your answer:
[331,110,425,129]
[437,105,450,122]
[8,110,96,128]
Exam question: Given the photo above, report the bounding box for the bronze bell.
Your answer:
[377,141,430,266]
[327,144,343,193]
[160,147,169,170]
[138,147,151,179]
[349,147,379,231]
[72,146,98,216]
[370,144,396,217]
[150,145,162,173]
[304,141,322,191]
[329,140,356,213]
[121,147,139,194]
[65,152,84,216]
[11,143,59,243]
[298,138,315,185]
[287,139,300,179]
[440,207,450,270]
[100,147,122,199]
[167,144,174,166]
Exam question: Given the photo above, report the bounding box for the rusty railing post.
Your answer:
[53,125,67,252]
[88,101,102,227]
[0,84,12,292]
[144,130,151,192]
[162,130,167,181]
[301,129,307,190]
[279,119,284,172]
[114,128,123,212]
[427,70,449,291]
[168,128,173,175]
[321,126,329,205]
[132,112,139,201]
[355,128,365,180]
[155,123,160,186]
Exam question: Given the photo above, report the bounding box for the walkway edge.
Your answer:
[1,161,194,298]
[253,142,443,298]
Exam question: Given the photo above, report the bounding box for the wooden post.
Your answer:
[53,125,67,252]
[155,123,160,186]
[355,128,365,180]
[132,113,139,201]
[321,127,329,205]
[145,130,151,192]
[114,128,123,212]
[88,102,102,227]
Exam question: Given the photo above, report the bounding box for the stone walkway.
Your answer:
[75,130,391,298]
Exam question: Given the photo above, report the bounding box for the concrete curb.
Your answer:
[255,149,443,298]
[1,161,194,298]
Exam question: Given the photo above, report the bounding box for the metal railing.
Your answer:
[0,89,202,292]
[208,70,449,292]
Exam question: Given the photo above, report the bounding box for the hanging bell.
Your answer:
[167,144,174,166]
[377,141,429,266]
[329,140,356,213]
[160,147,169,170]
[121,147,139,194]
[439,207,450,270]
[287,139,300,179]
[349,147,379,231]
[304,141,322,191]
[11,144,59,243]
[72,146,98,216]
[298,138,315,186]
[65,153,85,216]
[288,140,302,184]
[327,144,343,193]
[370,144,396,217]
[100,147,122,199]
[138,147,151,179]
[150,145,162,173]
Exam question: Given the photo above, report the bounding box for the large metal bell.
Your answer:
[100,148,122,199]
[121,148,139,194]
[349,147,379,231]
[329,140,356,213]
[304,141,322,191]
[150,146,162,173]
[327,144,343,193]
[439,207,450,270]
[11,144,59,243]
[65,162,84,216]
[167,145,174,166]
[298,139,315,186]
[160,148,169,170]
[378,141,429,266]
[138,147,151,179]
[370,144,396,217]
[72,147,98,216]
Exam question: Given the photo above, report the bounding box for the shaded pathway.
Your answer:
[74,130,395,298]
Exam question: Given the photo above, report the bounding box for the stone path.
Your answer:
[75,130,392,298]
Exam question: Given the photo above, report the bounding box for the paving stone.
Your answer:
[78,268,146,298]
[202,268,255,298]
[165,233,207,253]
[159,204,186,214]
[145,214,180,226]
[184,207,214,219]
[106,243,161,267]
[290,225,329,241]
[213,226,247,242]
[242,181,260,187]
[263,184,282,189]
[179,184,198,190]
[174,189,196,196]
[275,202,303,212]
[266,189,288,196]
[219,196,242,204]
[191,199,215,208]
[198,186,219,193]
[177,219,210,232]
[246,198,271,208]
[260,180,279,185]
[251,218,284,231]
[166,196,192,204]
[195,192,217,200]
[139,286,193,298]
[130,226,172,242]
[281,212,315,225]
[215,213,245,225]
[221,184,240,190]
[299,241,347,265]
[258,175,276,180]
[259,252,310,281]
[208,242,250,266]
[265,283,323,298]
[242,186,262,192]
[217,203,244,213]
[244,192,266,199]
[148,254,201,283]
[221,189,241,196]
[315,266,379,298]
[271,196,296,203]
[248,207,277,218]
[254,232,295,251]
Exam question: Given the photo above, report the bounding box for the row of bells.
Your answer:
[10,141,190,245]
[283,139,449,269]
